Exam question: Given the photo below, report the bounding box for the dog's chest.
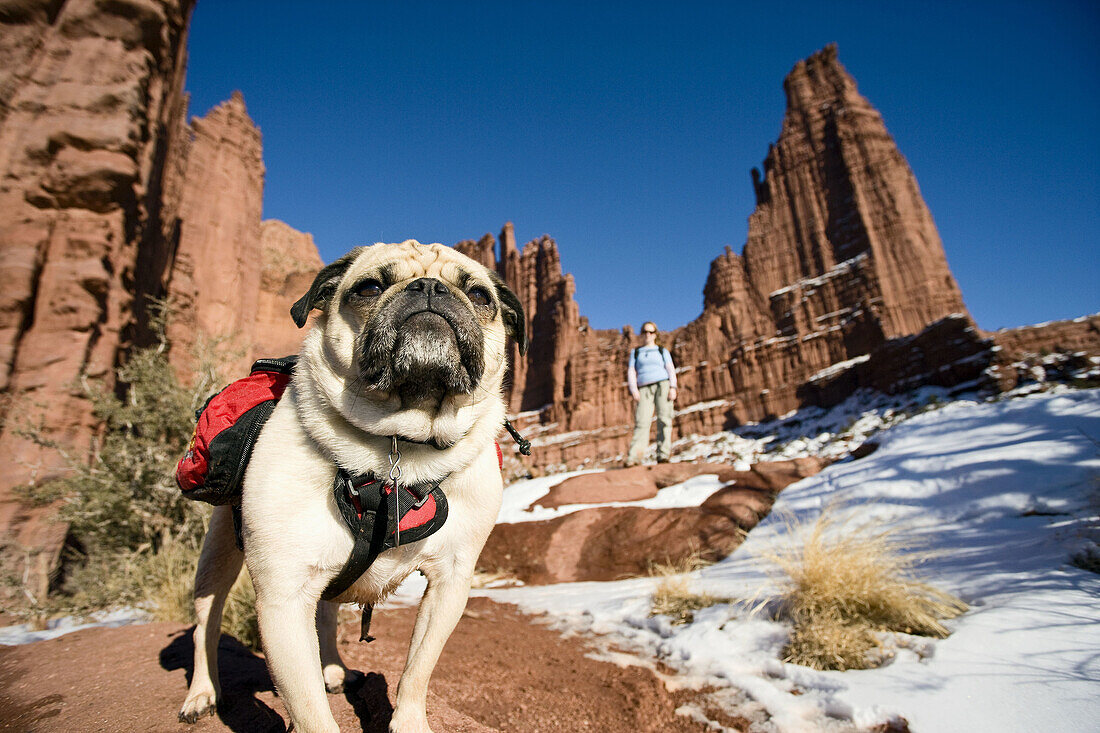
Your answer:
[244,393,503,606]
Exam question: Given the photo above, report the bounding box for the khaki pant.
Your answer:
[627,380,672,464]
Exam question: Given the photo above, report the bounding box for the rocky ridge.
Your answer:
[463,45,1027,471]
[0,0,197,601]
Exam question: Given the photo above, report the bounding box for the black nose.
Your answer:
[405,278,450,296]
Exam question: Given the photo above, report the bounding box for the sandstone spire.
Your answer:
[745,44,967,338]
[165,92,265,373]
[499,46,984,468]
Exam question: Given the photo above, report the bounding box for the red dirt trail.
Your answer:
[0,597,752,732]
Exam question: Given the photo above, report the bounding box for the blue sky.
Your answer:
[185,1,1098,332]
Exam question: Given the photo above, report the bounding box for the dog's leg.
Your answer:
[390,566,473,733]
[316,600,353,693]
[256,586,339,733]
[179,505,244,724]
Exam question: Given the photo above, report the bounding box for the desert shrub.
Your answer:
[19,303,221,556]
[648,552,730,625]
[763,508,967,670]
[11,301,239,622]
[651,576,725,625]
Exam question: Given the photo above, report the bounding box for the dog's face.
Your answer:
[291,241,526,442]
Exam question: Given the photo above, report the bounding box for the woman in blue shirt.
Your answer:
[626,321,677,466]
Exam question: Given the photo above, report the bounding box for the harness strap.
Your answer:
[319,426,526,642]
[321,466,449,636]
[321,470,391,605]
[503,420,531,456]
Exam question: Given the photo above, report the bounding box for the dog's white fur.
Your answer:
[179,242,520,732]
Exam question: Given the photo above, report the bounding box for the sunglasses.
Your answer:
[643,329,656,334]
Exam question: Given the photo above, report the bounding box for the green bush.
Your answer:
[13,301,235,621]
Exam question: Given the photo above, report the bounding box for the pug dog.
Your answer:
[179,241,527,733]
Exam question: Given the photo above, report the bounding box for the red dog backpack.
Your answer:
[175,356,297,505]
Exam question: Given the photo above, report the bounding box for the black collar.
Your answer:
[392,433,453,451]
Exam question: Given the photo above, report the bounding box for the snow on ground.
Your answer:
[0,608,149,646]
[671,385,965,468]
[499,471,730,523]
[478,388,1100,732]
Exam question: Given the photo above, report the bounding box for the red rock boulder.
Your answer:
[480,458,827,584]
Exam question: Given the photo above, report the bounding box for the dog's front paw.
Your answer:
[389,709,432,733]
[323,663,364,693]
[178,689,218,724]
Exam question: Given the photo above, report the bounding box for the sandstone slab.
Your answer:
[482,458,827,584]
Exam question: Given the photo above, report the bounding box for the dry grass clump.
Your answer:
[221,570,261,651]
[765,508,967,670]
[147,539,261,650]
[651,576,725,625]
[470,568,519,589]
[648,551,730,625]
[147,539,201,623]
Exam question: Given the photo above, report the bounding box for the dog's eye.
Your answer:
[467,286,492,307]
[352,279,384,298]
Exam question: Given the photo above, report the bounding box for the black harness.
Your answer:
[230,423,529,643]
[318,423,528,642]
[320,463,449,641]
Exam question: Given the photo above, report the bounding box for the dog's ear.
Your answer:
[490,271,528,354]
[290,248,364,328]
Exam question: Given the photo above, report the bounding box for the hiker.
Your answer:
[625,321,677,466]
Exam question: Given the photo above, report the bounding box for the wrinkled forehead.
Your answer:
[342,241,487,286]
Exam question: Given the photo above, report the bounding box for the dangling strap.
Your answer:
[359,604,375,643]
[503,419,531,455]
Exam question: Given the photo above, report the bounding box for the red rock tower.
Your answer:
[165,92,265,374]
[501,45,979,466]
[745,44,967,338]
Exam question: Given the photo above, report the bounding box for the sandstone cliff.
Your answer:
[985,314,1100,391]
[162,95,320,370]
[163,91,264,373]
[253,219,325,358]
[0,2,321,600]
[0,0,196,598]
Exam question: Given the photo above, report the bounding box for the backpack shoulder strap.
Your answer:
[251,355,298,374]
